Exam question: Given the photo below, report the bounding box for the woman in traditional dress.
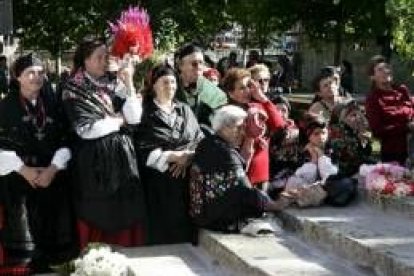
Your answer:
[0,54,76,273]
[189,105,291,232]
[365,55,414,165]
[62,36,146,248]
[135,64,204,244]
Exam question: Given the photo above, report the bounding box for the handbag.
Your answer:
[295,181,327,207]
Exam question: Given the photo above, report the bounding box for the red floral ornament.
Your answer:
[109,6,153,59]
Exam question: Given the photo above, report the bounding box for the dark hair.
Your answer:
[0,55,6,62]
[320,66,340,77]
[303,112,327,138]
[72,36,105,73]
[175,43,203,61]
[142,64,177,99]
[12,53,43,78]
[272,95,291,112]
[342,60,353,74]
[310,66,340,103]
[367,55,388,76]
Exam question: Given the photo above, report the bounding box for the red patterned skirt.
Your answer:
[77,220,145,249]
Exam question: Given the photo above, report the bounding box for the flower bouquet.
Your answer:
[52,243,136,276]
[360,163,414,197]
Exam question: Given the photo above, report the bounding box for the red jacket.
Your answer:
[247,101,285,184]
[365,85,414,157]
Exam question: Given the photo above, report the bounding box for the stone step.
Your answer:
[199,223,371,276]
[37,244,237,276]
[362,191,414,221]
[277,201,414,276]
[120,244,236,276]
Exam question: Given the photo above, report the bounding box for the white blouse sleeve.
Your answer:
[76,117,123,140]
[318,155,338,180]
[122,96,142,125]
[294,162,318,182]
[146,148,172,172]
[51,147,72,170]
[0,150,24,176]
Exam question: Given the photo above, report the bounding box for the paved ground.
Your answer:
[37,244,237,276]
[120,244,236,276]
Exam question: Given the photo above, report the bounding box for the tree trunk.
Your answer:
[334,26,343,66]
[334,4,344,66]
[55,50,61,76]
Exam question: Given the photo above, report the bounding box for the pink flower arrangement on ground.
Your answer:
[360,163,414,196]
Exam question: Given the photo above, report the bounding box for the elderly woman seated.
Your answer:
[189,105,291,232]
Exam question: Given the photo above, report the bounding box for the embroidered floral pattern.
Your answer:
[189,168,237,217]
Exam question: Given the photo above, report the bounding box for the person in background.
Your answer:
[0,55,9,96]
[340,60,354,95]
[175,43,227,126]
[217,51,238,76]
[0,53,76,273]
[246,50,260,68]
[62,36,146,248]
[365,55,414,165]
[135,64,204,245]
[203,67,221,86]
[308,68,345,122]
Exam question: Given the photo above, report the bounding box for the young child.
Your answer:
[284,114,338,206]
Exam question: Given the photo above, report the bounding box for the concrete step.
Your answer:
[120,244,236,276]
[199,223,371,276]
[363,191,414,221]
[37,244,237,276]
[277,201,414,276]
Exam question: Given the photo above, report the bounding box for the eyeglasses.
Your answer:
[191,60,205,68]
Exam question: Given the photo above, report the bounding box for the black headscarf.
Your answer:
[13,53,43,78]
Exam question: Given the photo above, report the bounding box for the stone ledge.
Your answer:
[362,191,414,221]
[278,202,414,276]
[199,223,369,276]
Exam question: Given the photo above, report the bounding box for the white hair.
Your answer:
[211,105,247,132]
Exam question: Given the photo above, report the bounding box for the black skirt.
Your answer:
[72,132,146,233]
[0,170,77,265]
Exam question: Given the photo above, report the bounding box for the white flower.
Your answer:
[366,174,387,191]
[70,246,133,276]
[393,183,411,197]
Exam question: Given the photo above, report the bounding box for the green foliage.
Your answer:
[134,50,169,89]
[387,0,414,60]
[13,0,137,57]
[154,18,183,52]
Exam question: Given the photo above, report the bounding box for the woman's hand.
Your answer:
[249,80,269,103]
[168,151,193,178]
[34,165,58,188]
[18,165,40,188]
[305,143,322,163]
[117,54,139,95]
